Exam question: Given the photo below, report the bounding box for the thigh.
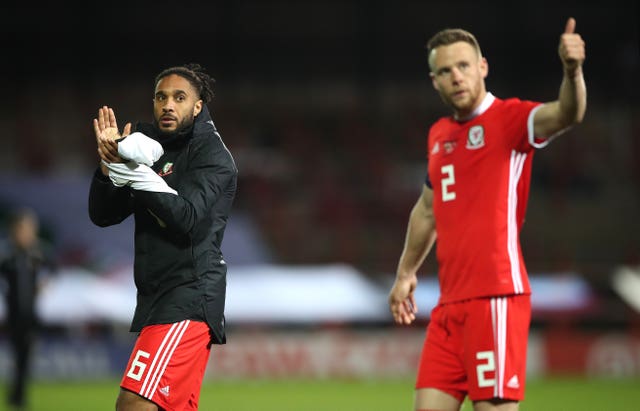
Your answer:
[120,320,212,411]
[464,295,531,402]
[416,304,467,403]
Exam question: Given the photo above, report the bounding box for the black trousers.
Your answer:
[7,320,34,408]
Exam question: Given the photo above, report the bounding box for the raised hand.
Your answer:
[558,17,585,75]
[93,106,131,164]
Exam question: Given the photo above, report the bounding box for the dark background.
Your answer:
[1,1,638,298]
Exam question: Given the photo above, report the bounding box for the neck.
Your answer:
[454,90,492,122]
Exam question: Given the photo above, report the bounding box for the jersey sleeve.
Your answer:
[527,104,543,148]
[527,103,570,149]
[506,99,544,152]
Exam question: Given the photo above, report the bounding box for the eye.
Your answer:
[437,67,451,77]
[155,94,166,102]
[458,62,470,71]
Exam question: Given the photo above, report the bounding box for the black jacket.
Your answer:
[0,242,56,328]
[88,106,237,344]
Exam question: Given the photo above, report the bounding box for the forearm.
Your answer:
[133,164,236,235]
[133,190,197,235]
[533,67,587,138]
[396,204,436,279]
[88,169,133,226]
[558,66,587,126]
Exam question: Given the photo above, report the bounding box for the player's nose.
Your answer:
[451,67,464,82]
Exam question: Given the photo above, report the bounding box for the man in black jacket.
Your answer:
[1,208,56,411]
[89,63,237,411]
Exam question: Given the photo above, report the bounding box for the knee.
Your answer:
[115,392,131,411]
[116,389,158,411]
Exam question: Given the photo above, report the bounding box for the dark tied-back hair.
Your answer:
[154,63,215,103]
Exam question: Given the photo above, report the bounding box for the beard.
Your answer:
[153,115,196,140]
[440,87,482,119]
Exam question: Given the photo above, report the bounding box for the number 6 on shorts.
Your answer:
[126,350,151,381]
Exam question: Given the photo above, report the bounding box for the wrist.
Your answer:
[100,162,110,176]
[563,65,583,80]
[396,270,416,280]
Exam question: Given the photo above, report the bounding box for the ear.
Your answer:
[479,57,489,79]
[193,100,203,117]
[430,72,440,92]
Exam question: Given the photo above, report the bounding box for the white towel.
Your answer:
[103,132,177,195]
[117,132,164,166]
[104,161,178,195]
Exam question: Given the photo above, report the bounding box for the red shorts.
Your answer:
[416,295,531,402]
[121,320,212,411]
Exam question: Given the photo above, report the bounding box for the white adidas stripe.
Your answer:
[139,320,190,399]
[507,151,527,294]
[491,297,508,398]
[139,322,180,396]
[147,320,191,398]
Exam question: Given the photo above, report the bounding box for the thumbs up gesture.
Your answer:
[559,17,585,75]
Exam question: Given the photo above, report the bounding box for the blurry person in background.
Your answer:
[388,18,586,411]
[0,208,57,411]
[89,63,237,411]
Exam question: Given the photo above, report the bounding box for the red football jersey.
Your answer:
[427,93,546,303]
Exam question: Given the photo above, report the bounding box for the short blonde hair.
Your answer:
[426,28,483,70]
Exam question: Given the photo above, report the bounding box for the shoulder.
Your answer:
[192,111,230,153]
[191,126,233,158]
[495,97,541,114]
[189,107,237,169]
[429,116,454,133]
[189,127,237,172]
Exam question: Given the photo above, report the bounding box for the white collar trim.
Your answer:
[455,92,495,122]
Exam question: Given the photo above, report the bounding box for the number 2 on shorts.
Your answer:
[476,350,496,387]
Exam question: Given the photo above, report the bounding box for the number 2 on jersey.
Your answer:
[441,164,456,201]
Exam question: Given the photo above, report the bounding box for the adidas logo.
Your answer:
[506,375,519,389]
[159,386,170,396]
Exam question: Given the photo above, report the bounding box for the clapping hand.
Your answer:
[93,106,131,164]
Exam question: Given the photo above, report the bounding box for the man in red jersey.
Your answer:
[388,18,586,411]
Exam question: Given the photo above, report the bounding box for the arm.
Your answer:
[88,106,134,227]
[94,106,132,169]
[388,185,437,325]
[533,17,587,139]
[88,169,134,227]
[133,139,237,236]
